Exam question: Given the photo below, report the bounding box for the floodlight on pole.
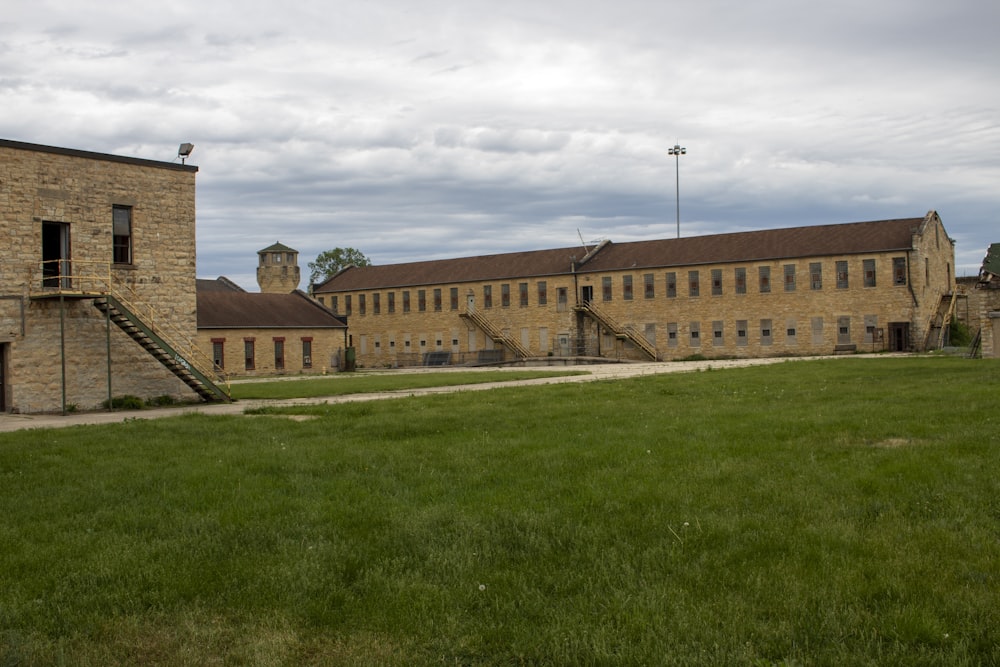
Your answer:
[668,143,686,238]
[178,143,195,164]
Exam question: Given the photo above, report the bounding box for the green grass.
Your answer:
[2,357,999,665]
[228,369,587,400]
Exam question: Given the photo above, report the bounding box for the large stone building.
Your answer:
[313,212,956,368]
[0,139,228,413]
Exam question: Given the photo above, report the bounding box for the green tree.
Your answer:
[308,247,371,287]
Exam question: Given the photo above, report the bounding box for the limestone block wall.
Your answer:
[198,326,348,376]
[324,249,940,367]
[0,140,200,412]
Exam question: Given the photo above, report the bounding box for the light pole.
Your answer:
[668,143,686,238]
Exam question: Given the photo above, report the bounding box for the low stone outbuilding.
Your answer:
[197,278,347,376]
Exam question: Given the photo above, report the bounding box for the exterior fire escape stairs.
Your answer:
[460,307,530,360]
[93,294,231,402]
[927,290,959,350]
[575,301,659,361]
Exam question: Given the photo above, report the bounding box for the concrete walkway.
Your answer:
[0,355,874,433]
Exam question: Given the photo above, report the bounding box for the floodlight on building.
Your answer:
[178,143,195,164]
[668,143,686,238]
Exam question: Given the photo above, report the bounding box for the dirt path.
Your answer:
[0,355,881,433]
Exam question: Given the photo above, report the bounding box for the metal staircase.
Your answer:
[968,328,982,359]
[575,301,658,360]
[460,308,530,360]
[926,291,959,350]
[94,294,231,402]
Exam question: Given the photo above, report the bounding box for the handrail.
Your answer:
[577,300,658,360]
[461,308,530,358]
[32,260,230,396]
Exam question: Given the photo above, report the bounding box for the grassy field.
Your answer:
[228,369,586,400]
[1,357,998,665]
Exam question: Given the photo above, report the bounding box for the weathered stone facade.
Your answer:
[199,326,348,376]
[314,212,956,367]
[257,242,301,293]
[0,139,204,412]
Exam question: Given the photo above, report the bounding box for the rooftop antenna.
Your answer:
[178,143,195,164]
[578,228,590,252]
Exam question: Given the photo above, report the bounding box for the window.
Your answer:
[666,272,677,298]
[519,282,529,307]
[893,257,907,285]
[735,267,747,294]
[863,259,876,287]
[450,287,459,310]
[784,264,796,292]
[838,316,851,344]
[244,339,255,371]
[786,319,797,343]
[644,274,655,299]
[434,288,442,311]
[711,269,722,296]
[403,290,411,313]
[112,205,132,264]
[372,292,381,314]
[501,284,511,307]
[810,262,822,290]
[759,266,771,293]
[556,287,567,311]
[358,293,366,315]
[712,321,724,346]
[331,296,339,313]
[387,291,395,313]
[623,275,634,301]
[602,277,613,302]
[690,322,701,346]
[836,261,849,289]
[483,285,492,309]
[344,295,352,316]
[418,290,427,312]
[736,320,748,346]
[760,319,773,345]
[211,339,225,370]
[537,281,548,305]
[688,271,699,297]
[864,315,878,344]
[667,322,678,347]
[302,338,313,368]
[273,338,285,370]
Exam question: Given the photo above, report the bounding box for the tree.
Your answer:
[308,247,371,287]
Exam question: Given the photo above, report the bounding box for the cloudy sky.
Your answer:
[5,0,998,290]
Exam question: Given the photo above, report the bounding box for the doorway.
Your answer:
[41,221,71,289]
[888,322,909,352]
[581,285,594,304]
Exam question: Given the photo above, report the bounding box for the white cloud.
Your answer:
[4,0,999,287]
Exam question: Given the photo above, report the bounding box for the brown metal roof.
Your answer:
[197,287,346,329]
[578,217,924,274]
[315,245,585,292]
[315,215,928,292]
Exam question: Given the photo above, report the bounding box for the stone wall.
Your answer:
[318,215,956,368]
[0,140,200,412]
[197,326,348,376]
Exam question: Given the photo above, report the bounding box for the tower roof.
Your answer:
[259,242,297,254]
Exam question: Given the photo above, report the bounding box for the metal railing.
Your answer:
[33,260,229,395]
[461,307,530,358]
[576,300,658,360]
